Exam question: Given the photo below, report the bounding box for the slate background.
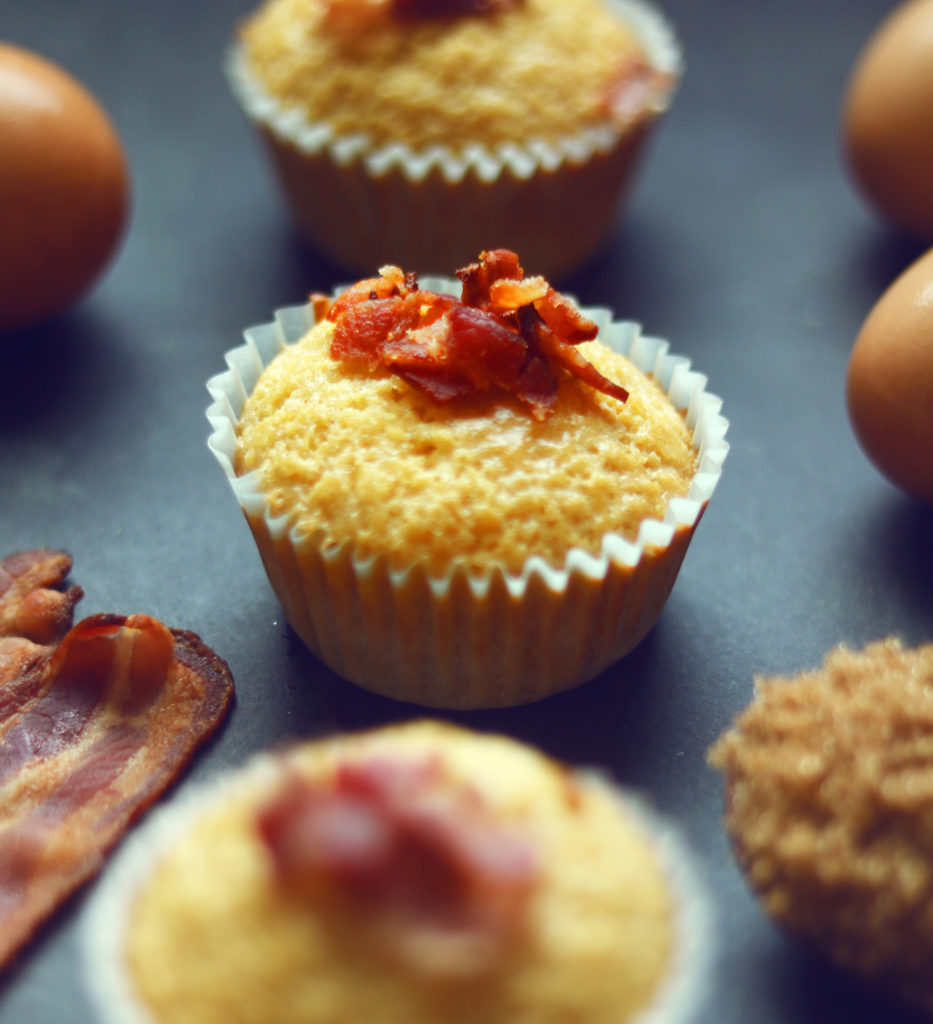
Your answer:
[2,1,933,1021]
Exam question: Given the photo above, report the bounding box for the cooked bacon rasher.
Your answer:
[0,548,84,694]
[323,249,629,420]
[0,552,234,970]
[0,548,83,648]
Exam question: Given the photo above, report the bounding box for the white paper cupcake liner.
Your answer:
[224,0,682,277]
[205,278,728,708]
[83,737,713,1024]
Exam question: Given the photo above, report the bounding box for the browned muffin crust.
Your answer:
[709,638,933,1011]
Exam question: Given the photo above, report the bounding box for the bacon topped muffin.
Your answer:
[86,722,711,1024]
[208,250,727,706]
[227,0,681,277]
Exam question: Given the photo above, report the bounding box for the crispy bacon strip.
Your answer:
[518,306,629,406]
[326,265,414,322]
[326,249,628,420]
[457,248,523,308]
[0,549,82,646]
[534,287,600,343]
[488,274,549,312]
[0,548,82,692]
[257,754,538,975]
[0,638,47,691]
[0,613,234,969]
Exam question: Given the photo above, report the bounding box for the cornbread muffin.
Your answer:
[207,254,728,706]
[86,722,711,1024]
[235,317,696,576]
[226,0,681,277]
[709,639,933,1012]
[241,0,648,149]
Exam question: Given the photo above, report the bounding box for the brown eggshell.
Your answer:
[846,246,933,503]
[0,43,130,332]
[843,0,933,238]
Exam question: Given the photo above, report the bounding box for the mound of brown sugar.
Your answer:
[709,638,933,1011]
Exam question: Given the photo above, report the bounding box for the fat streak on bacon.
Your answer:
[0,551,234,970]
[321,249,629,420]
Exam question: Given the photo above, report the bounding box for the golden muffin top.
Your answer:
[234,259,696,577]
[127,721,675,1024]
[237,0,653,148]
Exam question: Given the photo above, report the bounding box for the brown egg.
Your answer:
[846,246,933,503]
[0,43,130,332]
[843,0,933,237]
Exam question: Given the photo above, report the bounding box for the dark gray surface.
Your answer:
[2,0,933,1021]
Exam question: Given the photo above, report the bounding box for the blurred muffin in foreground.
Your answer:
[226,0,681,278]
[86,721,712,1024]
[207,250,728,707]
[709,638,933,1012]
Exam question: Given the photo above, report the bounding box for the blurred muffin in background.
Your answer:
[226,0,681,278]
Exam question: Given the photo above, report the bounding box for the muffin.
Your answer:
[85,721,711,1024]
[207,250,727,707]
[226,0,681,278]
[709,638,933,1012]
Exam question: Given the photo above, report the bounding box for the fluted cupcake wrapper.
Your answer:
[83,739,714,1024]
[225,0,682,278]
[206,280,728,708]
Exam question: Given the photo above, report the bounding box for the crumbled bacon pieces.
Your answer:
[393,0,520,16]
[309,292,332,322]
[322,0,520,28]
[0,549,235,971]
[257,753,538,975]
[324,249,629,419]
